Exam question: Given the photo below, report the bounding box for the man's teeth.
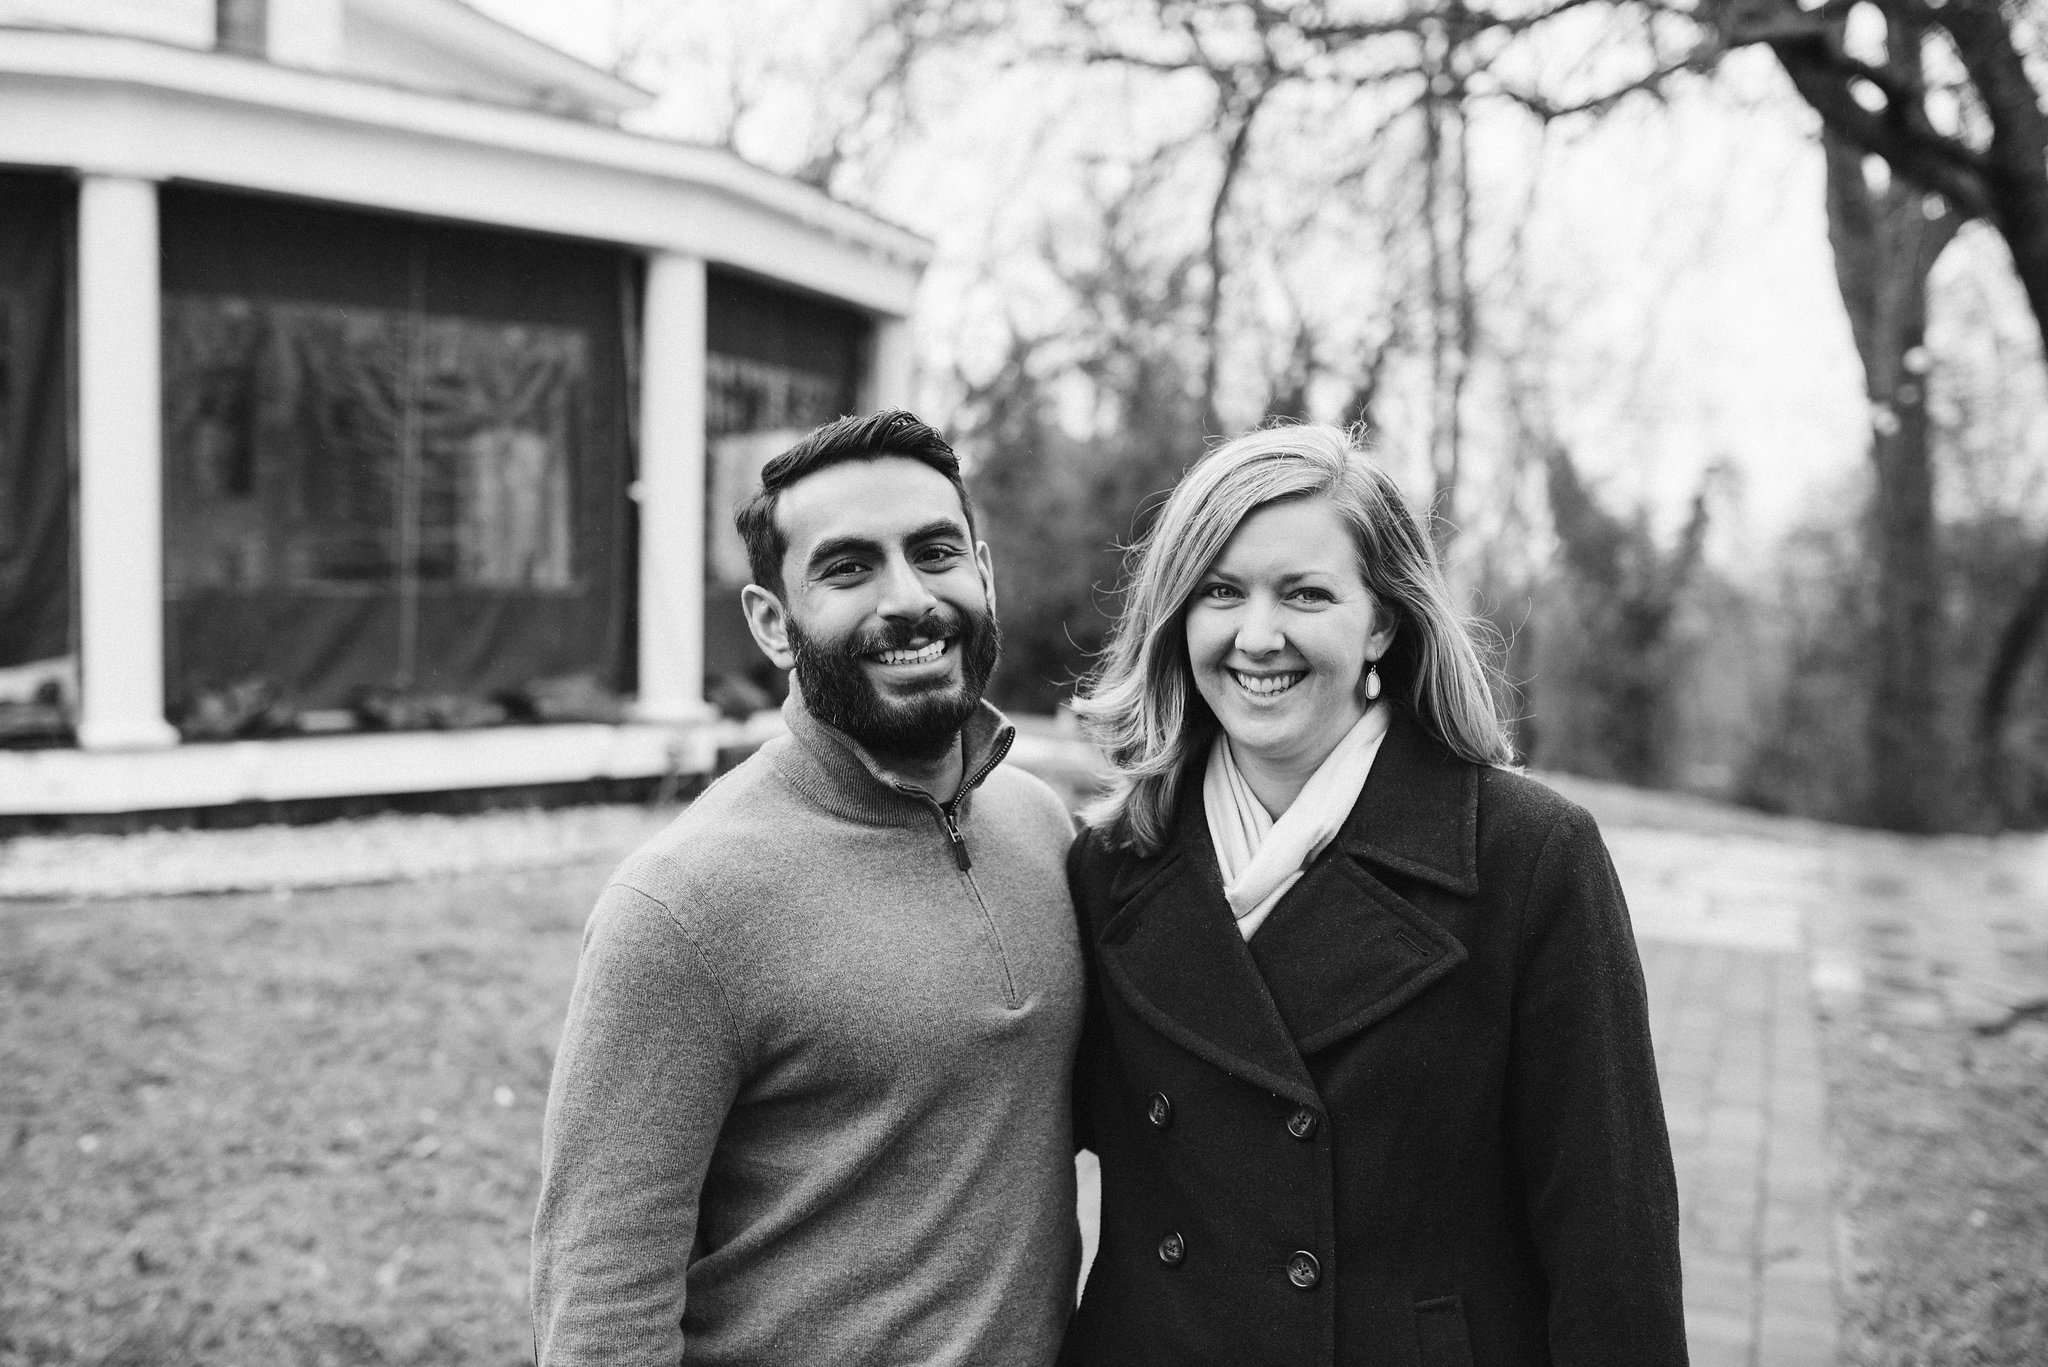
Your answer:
[876,640,946,665]
[1233,670,1303,696]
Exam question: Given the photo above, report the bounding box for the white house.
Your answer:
[0,0,927,819]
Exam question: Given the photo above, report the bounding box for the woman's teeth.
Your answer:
[876,640,946,666]
[1233,670,1303,696]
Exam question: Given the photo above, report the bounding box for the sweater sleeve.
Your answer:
[1503,809,1689,1367]
[531,881,743,1367]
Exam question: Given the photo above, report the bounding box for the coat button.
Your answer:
[1286,1107,1318,1140]
[1147,1092,1173,1128]
[1158,1232,1186,1267]
[1286,1250,1320,1289]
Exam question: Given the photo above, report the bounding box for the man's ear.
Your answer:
[741,584,796,671]
[975,540,996,614]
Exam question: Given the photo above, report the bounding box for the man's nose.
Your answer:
[875,556,941,619]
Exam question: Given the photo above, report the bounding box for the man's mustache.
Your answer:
[842,610,966,657]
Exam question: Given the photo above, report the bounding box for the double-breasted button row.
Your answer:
[1148,1092,1320,1140]
[1155,1232,1318,1289]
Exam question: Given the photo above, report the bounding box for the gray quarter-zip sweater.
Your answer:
[531,694,1084,1367]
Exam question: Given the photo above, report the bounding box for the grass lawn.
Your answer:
[1,863,606,1367]
[6,787,2048,1364]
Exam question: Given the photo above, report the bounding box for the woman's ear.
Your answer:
[1366,597,1399,663]
[740,584,796,671]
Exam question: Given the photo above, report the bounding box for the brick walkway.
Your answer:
[1614,829,1839,1367]
[1609,810,2048,1367]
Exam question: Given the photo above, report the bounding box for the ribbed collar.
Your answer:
[772,682,1016,828]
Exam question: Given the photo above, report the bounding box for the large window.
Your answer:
[0,172,74,709]
[158,188,632,732]
[0,288,15,567]
[164,298,584,592]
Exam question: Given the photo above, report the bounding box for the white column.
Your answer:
[863,315,916,412]
[635,250,714,725]
[75,174,178,752]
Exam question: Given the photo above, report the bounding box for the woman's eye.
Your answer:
[1198,582,1239,601]
[1291,587,1334,604]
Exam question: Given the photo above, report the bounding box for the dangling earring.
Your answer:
[1364,661,1382,701]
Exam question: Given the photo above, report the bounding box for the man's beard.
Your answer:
[787,602,1001,764]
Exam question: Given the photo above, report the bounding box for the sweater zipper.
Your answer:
[933,728,1015,873]
[890,730,1020,1005]
[943,810,970,870]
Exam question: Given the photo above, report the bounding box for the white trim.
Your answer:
[0,29,928,301]
[268,0,344,70]
[0,723,719,815]
[0,1,213,48]
[347,0,650,117]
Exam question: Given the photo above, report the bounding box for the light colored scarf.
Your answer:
[1203,704,1391,940]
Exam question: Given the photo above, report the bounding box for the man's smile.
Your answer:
[870,638,951,668]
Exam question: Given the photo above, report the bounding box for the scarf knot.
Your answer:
[1202,705,1390,939]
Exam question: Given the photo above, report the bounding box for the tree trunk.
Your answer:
[1820,132,1956,831]
[1975,202,2048,804]
[1725,0,2048,822]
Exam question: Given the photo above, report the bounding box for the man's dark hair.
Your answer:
[735,409,978,598]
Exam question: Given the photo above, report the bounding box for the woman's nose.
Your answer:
[1234,601,1285,656]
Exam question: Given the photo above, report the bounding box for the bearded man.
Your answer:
[531,410,1083,1367]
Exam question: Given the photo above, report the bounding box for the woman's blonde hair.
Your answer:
[1074,423,1514,854]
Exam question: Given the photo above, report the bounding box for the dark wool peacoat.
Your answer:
[1061,712,1688,1367]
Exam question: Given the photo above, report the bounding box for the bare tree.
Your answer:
[1038,0,1635,536]
[606,0,968,198]
[1823,126,1959,827]
[1691,0,2046,820]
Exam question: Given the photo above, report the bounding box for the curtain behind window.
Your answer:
[159,188,632,727]
[0,172,74,679]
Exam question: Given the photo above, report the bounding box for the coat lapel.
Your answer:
[1095,794,1321,1107]
[1247,713,1477,1053]
[1093,715,1485,1080]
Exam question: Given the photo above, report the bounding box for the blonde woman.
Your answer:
[1062,425,1686,1366]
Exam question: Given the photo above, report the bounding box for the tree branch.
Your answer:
[1768,33,1997,221]
[1498,49,1715,120]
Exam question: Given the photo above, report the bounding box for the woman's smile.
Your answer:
[1229,667,1306,698]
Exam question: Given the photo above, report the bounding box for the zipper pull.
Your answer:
[944,812,971,870]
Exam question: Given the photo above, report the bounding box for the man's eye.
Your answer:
[917,546,966,566]
[822,560,868,579]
